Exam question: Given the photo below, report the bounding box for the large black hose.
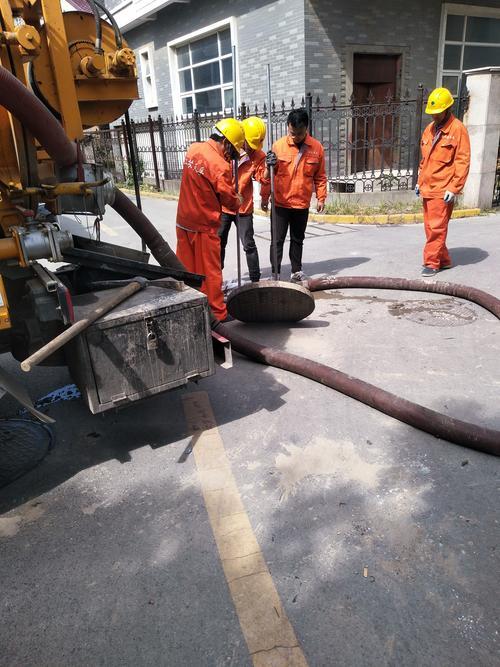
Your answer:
[111,189,185,271]
[307,276,500,319]
[0,65,183,270]
[218,276,500,456]
[0,66,78,167]
[3,62,497,453]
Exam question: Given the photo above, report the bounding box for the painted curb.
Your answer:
[116,192,481,225]
[255,208,482,224]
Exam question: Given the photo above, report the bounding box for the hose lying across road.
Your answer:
[218,277,500,457]
[3,64,498,454]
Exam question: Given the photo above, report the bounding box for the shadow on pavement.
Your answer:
[0,355,289,513]
[449,246,488,266]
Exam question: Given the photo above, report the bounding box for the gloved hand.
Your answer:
[443,190,456,204]
[265,151,278,168]
[237,193,244,206]
[261,199,269,212]
[415,184,420,197]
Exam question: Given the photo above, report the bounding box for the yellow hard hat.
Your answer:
[242,116,267,150]
[425,87,454,114]
[214,118,245,152]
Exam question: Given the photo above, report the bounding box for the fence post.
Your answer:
[157,114,169,181]
[306,92,313,133]
[148,114,161,191]
[412,84,424,189]
[130,118,142,183]
[194,109,201,142]
[240,101,247,120]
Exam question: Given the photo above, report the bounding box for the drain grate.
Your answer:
[388,298,478,327]
[0,419,53,488]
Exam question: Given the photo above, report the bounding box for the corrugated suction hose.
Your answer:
[0,65,181,269]
[217,276,500,456]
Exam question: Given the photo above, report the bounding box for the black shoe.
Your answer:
[440,263,452,270]
[421,266,439,277]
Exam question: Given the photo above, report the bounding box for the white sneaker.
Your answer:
[291,271,307,282]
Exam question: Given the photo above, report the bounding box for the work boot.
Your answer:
[440,263,452,270]
[421,266,439,277]
[291,271,307,283]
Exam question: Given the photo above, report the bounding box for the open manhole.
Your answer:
[388,298,478,327]
[0,419,53,488]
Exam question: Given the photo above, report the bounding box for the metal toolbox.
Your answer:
[67,284,215,414]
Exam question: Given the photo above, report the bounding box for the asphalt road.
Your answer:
[1,198,499,666]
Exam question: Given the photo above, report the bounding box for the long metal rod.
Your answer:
[21,281,145,372]
[266,64,279,281]
[124,110,147,253]
[233,44,242,287]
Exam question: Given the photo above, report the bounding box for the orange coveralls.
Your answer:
[417,114,470,269]
[176,139,239,321]
[273,134,327,209]
[222,149,270,216]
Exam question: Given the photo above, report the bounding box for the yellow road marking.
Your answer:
[182,392,309,667]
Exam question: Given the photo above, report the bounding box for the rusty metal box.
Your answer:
[67,285,215,414]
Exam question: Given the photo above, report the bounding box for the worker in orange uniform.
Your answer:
[176,118,244,322]
[265,108,327,281]
[416,87,470,277]
[218,116,270,283]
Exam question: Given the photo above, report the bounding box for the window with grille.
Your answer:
[441,7,500,95]
[175,28,233,115]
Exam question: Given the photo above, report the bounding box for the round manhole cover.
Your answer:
[0,419,53,488]
[388,298,477,327]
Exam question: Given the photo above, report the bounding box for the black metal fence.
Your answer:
[83,85,470,196]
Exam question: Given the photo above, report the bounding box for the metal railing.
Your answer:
[83,85,469,195]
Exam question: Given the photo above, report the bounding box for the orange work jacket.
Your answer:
[222,148,270,216]
[272,133,327,209]
[176,139,240,233]
[417,114,470,199]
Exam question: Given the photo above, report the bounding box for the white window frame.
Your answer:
[167,17,238,117]
[138,42,158,110]
[438,3,500,90]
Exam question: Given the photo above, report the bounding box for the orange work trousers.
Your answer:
[422,198,454,269]
[176,227,227,321]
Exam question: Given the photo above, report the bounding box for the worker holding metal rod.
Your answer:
[265,108,327,282]
[219,116,270,284]
[176,118,245,323]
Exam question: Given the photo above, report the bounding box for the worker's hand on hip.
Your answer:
[316,200,325,213]
[415,184,420,197]
[261,199,269,212]
[443,190,455,204]
[265,151,277,168]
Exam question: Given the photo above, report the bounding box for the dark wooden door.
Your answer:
[351,54,400,172]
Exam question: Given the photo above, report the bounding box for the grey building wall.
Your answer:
[121,0,305,120]
[305,0,500,103]
[113,0,500,118]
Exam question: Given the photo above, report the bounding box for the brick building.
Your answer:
[104,0,500,120]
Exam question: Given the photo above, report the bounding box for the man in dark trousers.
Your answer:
[266,108,327,281]
[218,116,270,283]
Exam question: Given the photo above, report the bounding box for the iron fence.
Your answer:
[83,85,469,196]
